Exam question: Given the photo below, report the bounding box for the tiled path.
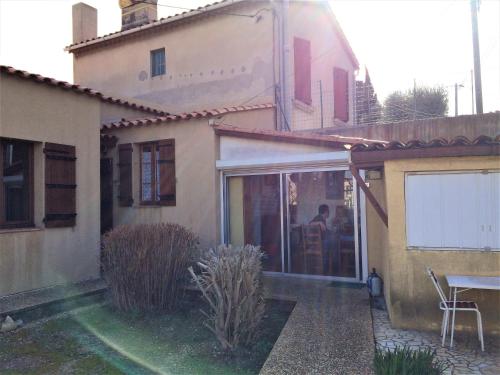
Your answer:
[373,308,500,375]
[260,276,374,375]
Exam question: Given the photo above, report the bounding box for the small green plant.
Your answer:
[102,223,198,312]
[188,245,265,351]
[374,346,448,375]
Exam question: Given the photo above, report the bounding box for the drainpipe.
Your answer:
[280,0,291,131]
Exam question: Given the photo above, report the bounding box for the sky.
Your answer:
[0,0,499,115]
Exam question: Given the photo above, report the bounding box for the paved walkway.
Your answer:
[260,276,374,375]
[373,308,500,375]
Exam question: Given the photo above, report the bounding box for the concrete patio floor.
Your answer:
[260,276,374,375]
[373,308,500,375]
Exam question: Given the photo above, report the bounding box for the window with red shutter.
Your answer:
[140,140,176,206]
[294,37,312,105]
[43,142,76,228]
[334,67,349,122]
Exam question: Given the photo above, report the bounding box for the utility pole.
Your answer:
[470,69,475,114]
[470,0,483,114]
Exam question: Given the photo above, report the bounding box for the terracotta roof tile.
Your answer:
[0,65,168,116]
[101,103,275,130]
[350,135,500,152]
[65,0,358,68]
[212,124,385,147]
[66,0,236,51]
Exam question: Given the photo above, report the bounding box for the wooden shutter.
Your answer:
[43,143,76,228]
[294,37,312,105]
[334,67,349,122]
[157,139,176,206]
[118,144,133,207]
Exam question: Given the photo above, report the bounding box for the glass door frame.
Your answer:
[220,166,367,283]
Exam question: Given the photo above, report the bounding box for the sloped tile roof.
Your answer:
[65,0,358,67]
[351,135,500,152]
[66,0,244,51]
[101,103,275,130]
[212,124,385,147]
[0,65,168,115]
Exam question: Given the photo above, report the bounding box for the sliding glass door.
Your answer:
[286,171,357,278]
[225,168,361,280]
[227,174,282,272]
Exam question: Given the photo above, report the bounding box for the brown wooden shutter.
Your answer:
[118,143,133,207]
[157,139,176,206]
[334,67,349,122]
[43,143,76,228]
[294,37,312,105]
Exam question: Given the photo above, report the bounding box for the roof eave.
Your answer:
[66,0,249,53]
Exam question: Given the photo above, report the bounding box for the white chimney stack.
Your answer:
[72,3,98,44]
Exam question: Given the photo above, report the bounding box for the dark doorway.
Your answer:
[100,158,113,235]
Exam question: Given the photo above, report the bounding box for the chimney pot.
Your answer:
[120,0,158,31]
[72,3,98,44]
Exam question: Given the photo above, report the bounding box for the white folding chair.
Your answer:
[426,267,484,351]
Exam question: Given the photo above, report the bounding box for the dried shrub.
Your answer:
[188,245,265,350]
[102,223,198,312]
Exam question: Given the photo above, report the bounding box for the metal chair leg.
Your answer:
[441,310,446,337]
[442,309,449,346]
[476,310,484,352]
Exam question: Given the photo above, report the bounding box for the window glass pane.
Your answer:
[141,146,153,201]
[151,49,165,77]
[288,171,356,277]
[227,175,282,272]
[2,140,30,222]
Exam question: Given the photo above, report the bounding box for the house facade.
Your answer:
[67,0,358,130]
[0,66,165,296]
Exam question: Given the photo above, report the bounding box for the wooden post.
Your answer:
[350,165,388,227]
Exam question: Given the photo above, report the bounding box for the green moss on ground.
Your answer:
[0,295,293,375]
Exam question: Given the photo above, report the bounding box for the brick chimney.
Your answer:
[119,0,158,31]
[72,3,97,44]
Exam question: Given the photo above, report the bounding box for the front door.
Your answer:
[100,158,113,235]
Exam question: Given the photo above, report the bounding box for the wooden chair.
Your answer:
[301,223,323,275]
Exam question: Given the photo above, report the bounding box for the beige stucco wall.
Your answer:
[288,2,356,130]
[104,118,220,249]
[384,156,500,334]
[0,74,101,296]
[73,2,275,114]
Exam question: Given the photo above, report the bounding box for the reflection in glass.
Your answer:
[227,175,282,272]
[288,171,355,277]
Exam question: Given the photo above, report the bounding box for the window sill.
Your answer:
[293,99,314,113]
[407,247,499,252]
[0,227,42,235]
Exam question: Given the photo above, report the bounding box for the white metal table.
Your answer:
[445,275,500,349]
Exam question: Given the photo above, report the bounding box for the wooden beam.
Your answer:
[350,165,388,228]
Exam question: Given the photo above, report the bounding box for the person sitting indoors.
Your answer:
[310,204,332,274]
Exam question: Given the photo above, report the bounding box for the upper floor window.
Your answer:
[293,37,312,105]
[334,67,349,122]
[139,140,176,206]
[0,139,34,229]
[151,48,166,77]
